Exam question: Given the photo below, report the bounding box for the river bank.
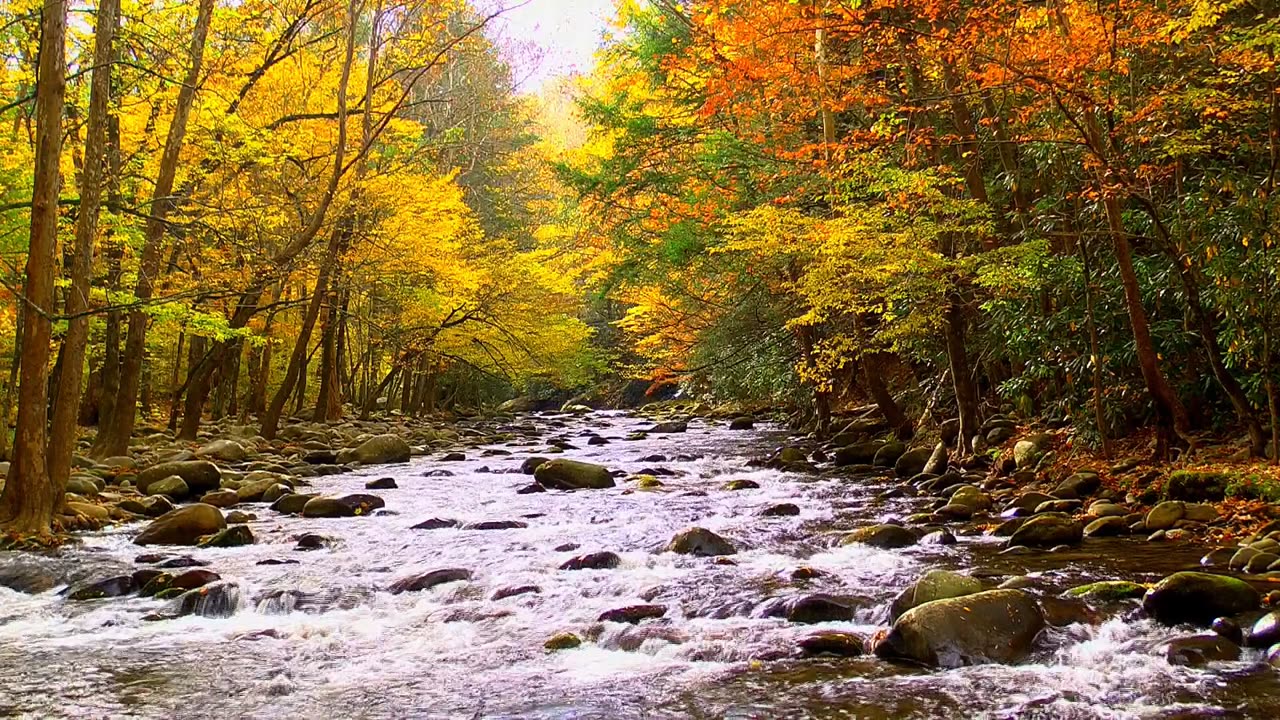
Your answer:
[2,409,1280,718]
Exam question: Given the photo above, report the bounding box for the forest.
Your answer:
[1,0,1279,535]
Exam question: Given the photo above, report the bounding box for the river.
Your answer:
[1,411,1278,718]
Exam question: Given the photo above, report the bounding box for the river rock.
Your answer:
[65,475,100,496]
[196,440,247,463]
[199,525,254,548]
[462,520,528,530]
[365,477,397,490]
[301,494,385,518]
[948,484,991,511]
[67,576,136,601]
[873,589,1046,667]
[785,594,857,624]
[1013,434,1051,469]
[544,632,581,650]
[729,417,754,430]
[1164,470,1229,502]
[1063,580,1147,602]
[667,527,736,556]
[134,504,226,546]
[834,442,883,466]
[492,585,540,600]
[236,477,287,503]
[649,421,687,433]
[890,570,984,622]
[1161,634,1241,667]
[1053,471,1100,500]
[520,457,550,474]
[560,551,622,570]
[343,434,412,465]
[894,448,933,478]
[1007,515,1082,548]
[1083,516,1129,538]
[169,569,220,591]
[1145,501,1186,531]
[146,475,190,499]
[1142,572,1260,626]
[533,459,615,490]
[1087,501,1127,518]
[136,461,221,495]
[270,493,316,515]
[389,568,471,593]
[175,582,240,618]
[199,489,240,508]
[842,524,917,549]
[411,518,460,530]
[873,442,907,467]
[1247,610,1280,648]
[760,503,800,517]
[598,604,667,624]
[798,631,865,657]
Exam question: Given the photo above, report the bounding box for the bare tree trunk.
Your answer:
[262,244,337,438]
[47,0,118,493]
[0,301,24,461]
[1079,234,1111,458]
[943,291,980,454]
[91,0,215,458]
[0,0,68,532]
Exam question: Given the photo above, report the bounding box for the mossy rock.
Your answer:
[1064,580,1147,602]
[544,632,582,651]
[1164,471,1229,502]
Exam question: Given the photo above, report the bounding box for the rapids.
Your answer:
[1,411,1278,719]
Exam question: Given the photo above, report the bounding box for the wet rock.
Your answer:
[798,631,865,657]
[894,447,933,478]
[66,475,100,496]
[920,529,957,545]
[785,594,858,624]
[667,527,737,556]
[890,570,984,622]
[634,475,664,489]
[462,520,528,530]
[1083,516,1129,538]
[1247,552,1279,574]
[648,421,687,434]
[1064,581,1147,602]
[169,569,220,591]
[842,524,917,549]
[873,442,907,467]
[270,493,316,515]
[199,525,254,548]
[560,551,622,570]
[1039,596,1099,627]
[1146,501,1186,531]
[260,484,292,503]
[199,489,240,508]
[134,503,227,546]
[303,449,338,465]
[544,632,581,651]
[1229,547,1258,571]
[196,440,247,463]
[67,576,136,601]
[342,434,411,465]
[491,585,541,600]
[1247,610,1280,648]
[777,447,808,464]
[760,503,800,517]
[598,604,667,624]
[1034,499,1082,514]
[948,484,991,511]
[175,582,241,618]
[1161,634,1241,667]
[158,556,208,569]
[1008,492,1056,513]
[934,503,973,520]
[1007,515,1082,548]
[1143,572,1260,626]
[729,417,754,430]
[293,533,332,551]
[411,518,460,530]
[873,589,1046,668]
[146,475,190,499]
[1212,616,1245,645]
[722,479,759,491]
[388,568,472,593]
[533,459,615,490]
[1087,501,1128,518]
[1200,548,1235,568]
[520,457,550,474]
[136,461,221,495]
[301,493,385,518]
[516,483,545,494]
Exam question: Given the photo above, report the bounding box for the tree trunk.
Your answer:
[261,245,338,438]
[1079,234,1111,457]
[47,0,118,493]
[943,291,980,454]
[91,0,215,458]
[0,0,68,532]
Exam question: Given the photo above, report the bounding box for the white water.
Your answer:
[0,412,1275,718]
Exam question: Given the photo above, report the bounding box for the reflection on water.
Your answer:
[0,411,1277,719]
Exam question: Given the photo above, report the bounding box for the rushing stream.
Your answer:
[2,411,1279,719]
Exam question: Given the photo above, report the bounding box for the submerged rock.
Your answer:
[560,551,621,570]
[873,589,1045,667]
[301,494,385,518]
[1161,634,1241,667]
[798,631,865,657]
[1063,580,1147,602]
[841,524,917,549]
[199,525,254,548]
[598,604,667,624]
[533,459,615,490]
[67,576,136,601]
[388,568,472,594]
[544,632,582,651]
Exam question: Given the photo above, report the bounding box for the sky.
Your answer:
[484,0,617,92]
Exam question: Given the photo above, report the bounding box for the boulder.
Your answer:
[520,457,550,474]
[344,434,411,465]
[544,632,581,651]
[873,442,907,467]
[144,475,190,499]
[560,551,622,570]
[199,525,254,548]
[1142,572,1260,626]
[729,417,754,430]
[598,604,667,624]
[1083,516,1129,538]
[894,447,933,478]
[270,493,316,515]
[833,442,883,467]
[134,504,226,546]
[1145,501,1186,531]
[648,421,688,433]
[1053,471,1100,499]
[1164,470,1229,502]
[65,475,100,496]
[533,459,615,490]
[1247,610,1280,648]
[842,524,917,549]
[1063,581,1147,602]
[301,494,385,518]
[798,631,865,657]
[784,594,857,624]
[1161,634,1241,667]
[199,489,240,508]
[922,442,949,476]
[135,461,221,495]
[760,503,800,517]
[873,589,1046,667]
[365,477,397,490]
[67,576,136,601]
[667,527,737,556]
[889,570,984,622]
[1013,434,1052,470]
[1007,515,1082,548]
[196,439,247,463]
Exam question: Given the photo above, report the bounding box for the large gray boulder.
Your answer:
[894,447,933,478]
[135,461,221,495]
[1013,434,1052,469]
[874,589,1046,667]
[534,459,615,490]
[145,475,190,499]
[341,434,411,465]
[133,504,226,546]
[196,439,247,463]
[1007,514,1082,548]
